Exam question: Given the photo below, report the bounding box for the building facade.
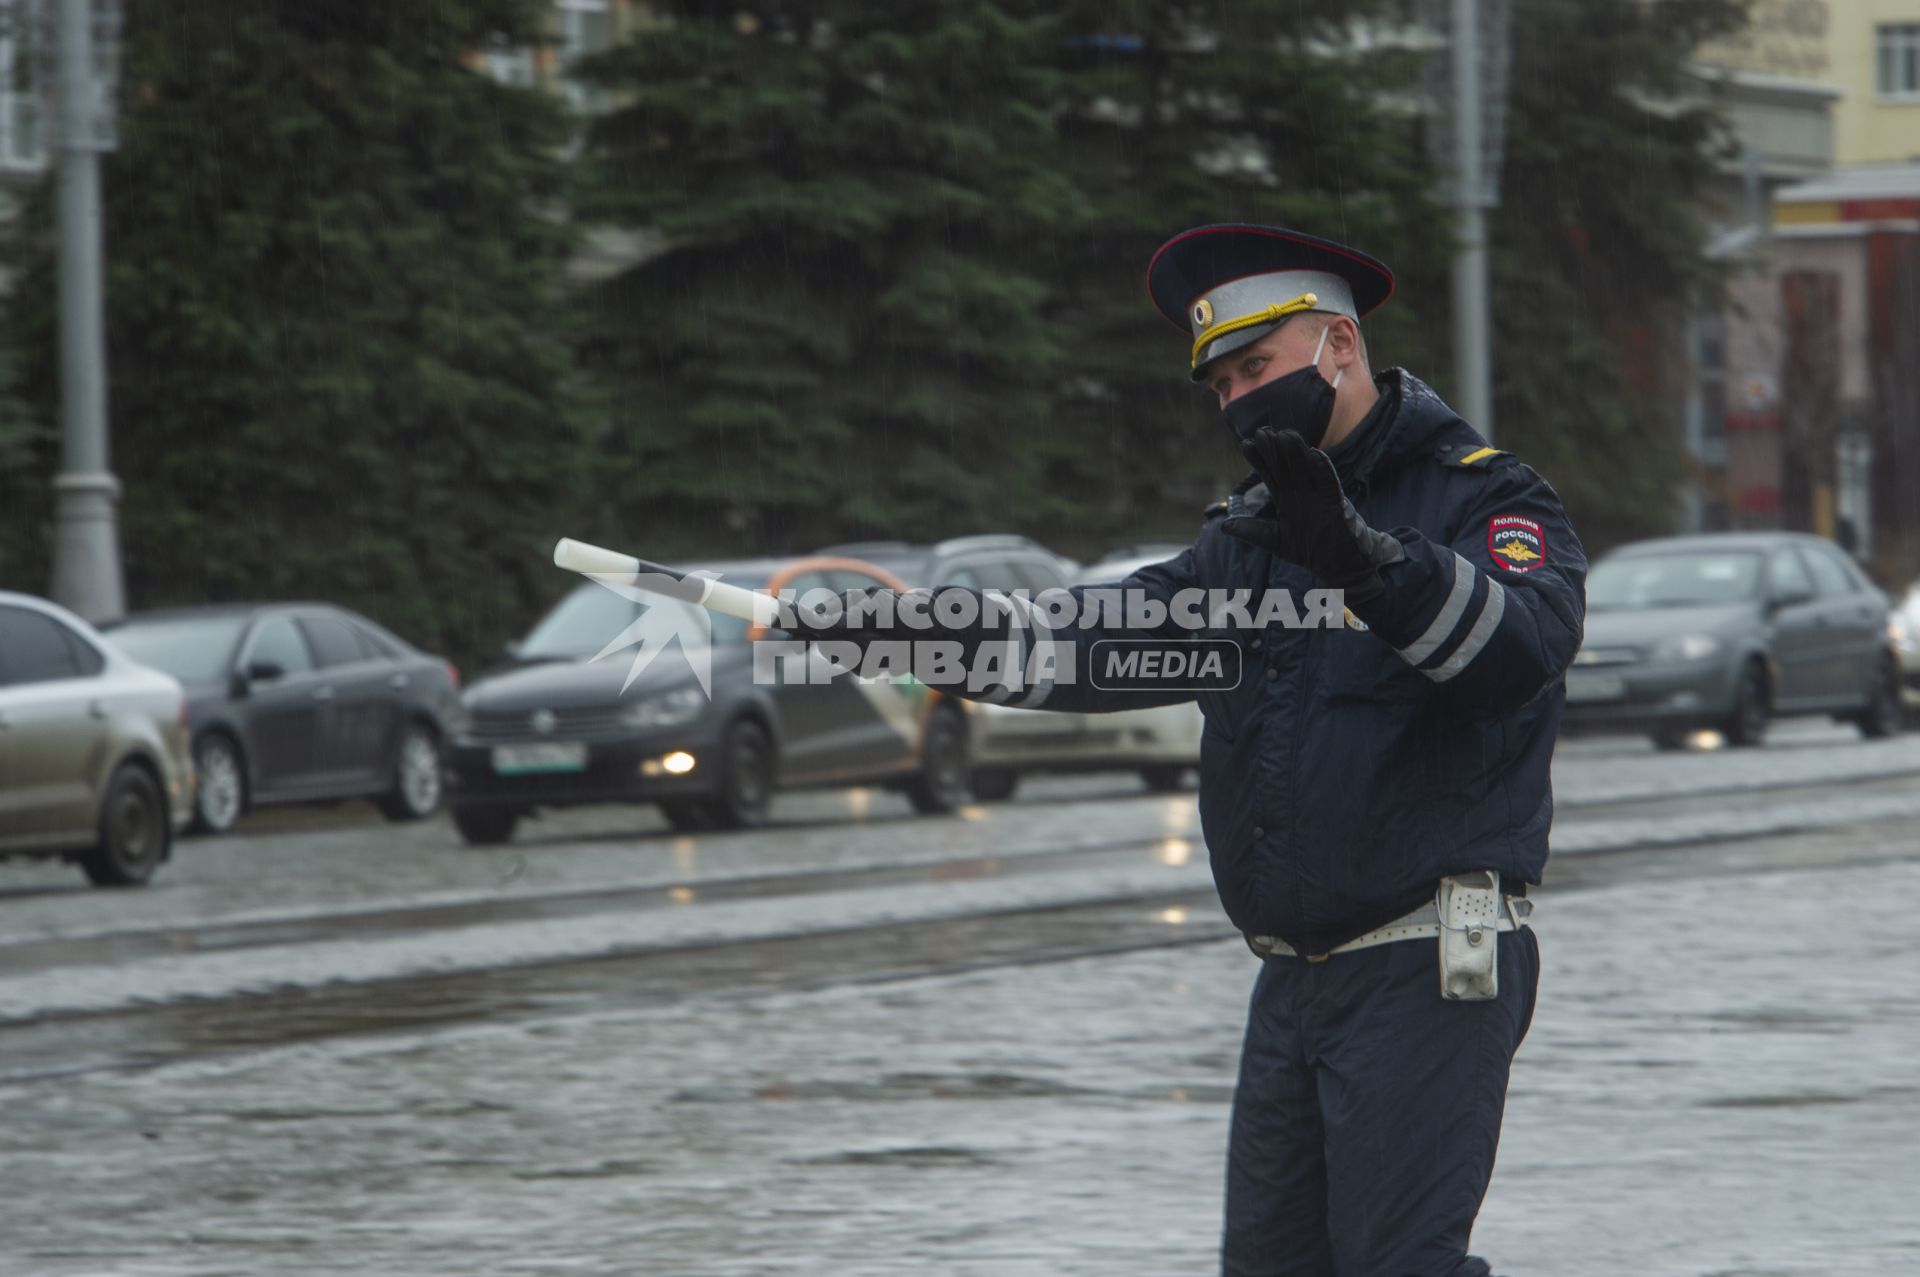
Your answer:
[1699,0,1920,165]
[1687,1,1920,583]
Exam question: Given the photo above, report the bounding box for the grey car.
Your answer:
[0,592,194,886]
[1564,533,1902,748]
[448,555,970,844]
[104,604,461,833]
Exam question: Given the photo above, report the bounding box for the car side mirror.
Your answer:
[503,639,524,660]
[245,659,287,683]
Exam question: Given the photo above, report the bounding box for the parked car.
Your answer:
[818,535,1082,598]
[1892,579,1920,724]
[446,555,970,845]
[1564,533,1902,748]
[0,592,194,886]
[815,536,1202,799]
[1088,542,1192,571]
[103,604,460,833]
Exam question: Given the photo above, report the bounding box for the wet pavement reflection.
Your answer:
[3,726,1920,1273]
[2,850,1918,1275]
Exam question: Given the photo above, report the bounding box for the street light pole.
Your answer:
[1450,0,1494,445]
[48,0,123,623]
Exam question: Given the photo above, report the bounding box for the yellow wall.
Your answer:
[1829,0,1920,163]
[1698,0,1920,164]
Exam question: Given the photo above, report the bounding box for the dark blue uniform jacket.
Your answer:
[925,370,1587,955]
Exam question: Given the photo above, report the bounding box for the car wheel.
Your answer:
[452,804,518,846]
[79,764,170,887]
[1723,661,1769,748]
[1139,765,1190,793]
[907,704,972,815]
[970,766,1019,803]
[1854,658,1903,740]
[377,722,444,821]
[707,719,775,829]
[190,733,246,834]
[659,798,716,832]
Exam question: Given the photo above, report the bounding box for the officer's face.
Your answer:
[1204,317,1329,408]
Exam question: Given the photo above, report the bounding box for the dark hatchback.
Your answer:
[1563,533,1901,748]
[105,604,462,832]
[446,556,972,845]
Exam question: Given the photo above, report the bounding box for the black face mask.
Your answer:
[1218,327,1342,450]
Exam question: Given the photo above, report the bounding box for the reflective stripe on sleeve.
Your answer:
[1426,578,1507,683]
[1000,590,1058,708]
[1398,552,1479,666]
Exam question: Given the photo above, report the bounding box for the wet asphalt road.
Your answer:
[2,723,1918,1274]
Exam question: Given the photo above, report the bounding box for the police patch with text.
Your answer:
[1487,515,1547,572]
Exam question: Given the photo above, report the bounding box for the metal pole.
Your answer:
[49,0,124,623]
[1450,0,1494,444]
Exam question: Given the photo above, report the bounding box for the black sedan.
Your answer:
[447,555,972,844]
[1564,533,1901,748]
[105,604,462,832]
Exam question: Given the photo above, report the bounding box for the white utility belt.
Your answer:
[1244,879,1532,965]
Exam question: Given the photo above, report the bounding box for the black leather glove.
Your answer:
[1221,428,1405,605]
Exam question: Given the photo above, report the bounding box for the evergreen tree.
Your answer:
[1489,0,1748,549]
[1040,1,1451,545]
[0,346,48,584]
[0,0,588,667]
[576,1,1450,559]
[574,3,1080,558]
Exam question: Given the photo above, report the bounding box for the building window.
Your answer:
[1690,312,1728,466]
[0,1,48,173]
[556,0,613,65]
[555,0,612,111]
[482,33,537,89]
[1876,23,1920,99]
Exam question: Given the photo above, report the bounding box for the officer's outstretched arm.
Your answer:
[1345,463,1587,717]
[795,549,1208,715]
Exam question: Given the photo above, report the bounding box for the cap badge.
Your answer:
[1191,298,1213,329]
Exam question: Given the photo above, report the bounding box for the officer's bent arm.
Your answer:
[1345,463,1588,717]
[823,548,1208,715]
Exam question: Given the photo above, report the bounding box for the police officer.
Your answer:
[798,224,1586,1275]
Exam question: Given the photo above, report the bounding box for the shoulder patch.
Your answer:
[1440,444,1509,469]
[1487,514,1547,571]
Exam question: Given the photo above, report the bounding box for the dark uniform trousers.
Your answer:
[1223,926,1540,1277]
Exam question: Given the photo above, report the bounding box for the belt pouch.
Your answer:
[1437,870,1501,1001]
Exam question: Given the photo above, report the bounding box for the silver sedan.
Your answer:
[0,592,194,886]
[1562,533,1901,749]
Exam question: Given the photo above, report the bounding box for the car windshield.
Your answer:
[518,576,758,658]
[1587,550,1761,612]
[107,615,249,682]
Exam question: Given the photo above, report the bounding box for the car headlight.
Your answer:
[1656,634,1723,662]
[1892,615,1917,657]
[621,686,708,729]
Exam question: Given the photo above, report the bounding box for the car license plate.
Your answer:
[1565,670,1627,703]
[491,742,588,775]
